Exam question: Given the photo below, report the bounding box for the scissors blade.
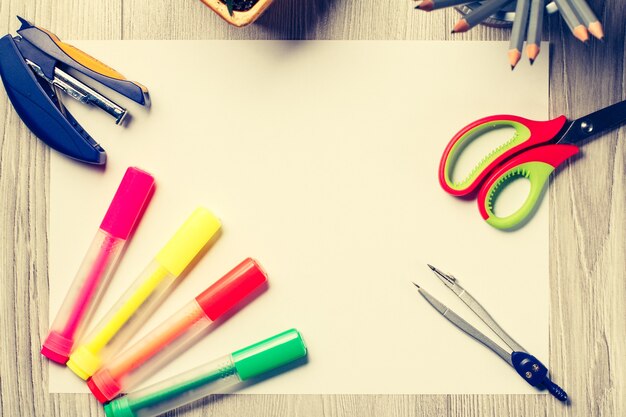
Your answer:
[413,283,514,367]
[558,99,626,145]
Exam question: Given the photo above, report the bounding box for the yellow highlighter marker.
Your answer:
[67,207,221,380]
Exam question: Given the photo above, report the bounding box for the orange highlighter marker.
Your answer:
[87,258,268,403]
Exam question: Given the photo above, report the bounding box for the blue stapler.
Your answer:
[0,17,149,165]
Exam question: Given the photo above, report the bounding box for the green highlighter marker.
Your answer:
[104,329,307,417]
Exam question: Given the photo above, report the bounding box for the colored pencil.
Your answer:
[571,0,604,40]
[509,0,531,69]
[452,0,514,33]
[526,0,545,63]
[413,0,604,67]
[554,0,589,42]
[415,0,473,12]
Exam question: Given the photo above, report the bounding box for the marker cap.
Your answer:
[155,208,221,276]
[66,345,102,380]
[100,167,155,240]
[87,368,121,403]
[232,329,307,381]
[104,397,133,417]
[195,258,268,320]
[41,331,74,364]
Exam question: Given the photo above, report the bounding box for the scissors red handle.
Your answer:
[438,114,568,197]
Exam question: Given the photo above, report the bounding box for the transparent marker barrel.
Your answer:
[41,167,155,364]
[104,329,307,417]
[66,207,221,380]
[88,258,268,403]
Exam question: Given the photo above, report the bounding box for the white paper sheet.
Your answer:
[49,41,549,395]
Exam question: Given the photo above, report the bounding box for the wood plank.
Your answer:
[0,3,123,417]
[547,2,626,417]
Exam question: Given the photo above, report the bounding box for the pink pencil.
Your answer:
[41,167,155,364]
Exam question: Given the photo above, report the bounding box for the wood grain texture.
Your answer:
[0,1,624,416]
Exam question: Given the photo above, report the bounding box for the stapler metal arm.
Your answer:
[15,16,149,106]
[0,17,150,165]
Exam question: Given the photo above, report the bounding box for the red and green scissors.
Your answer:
[439,99,626,230]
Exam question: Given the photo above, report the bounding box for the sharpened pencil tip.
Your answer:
[426,264,436,271]
[573,25,590,43]
[414,0,434,11]
[588,22,605,40]
[508,49,521,69]
[452,19,470,34]
[412,282,421,289]
[526,44,540,62]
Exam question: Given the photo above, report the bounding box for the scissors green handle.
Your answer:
[476,144,577,229]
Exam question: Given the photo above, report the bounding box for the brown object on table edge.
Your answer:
[199,0,274,27]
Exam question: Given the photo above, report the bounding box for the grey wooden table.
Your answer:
[1,1,624,416]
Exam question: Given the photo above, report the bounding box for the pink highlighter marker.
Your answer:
[42,167,155,364]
